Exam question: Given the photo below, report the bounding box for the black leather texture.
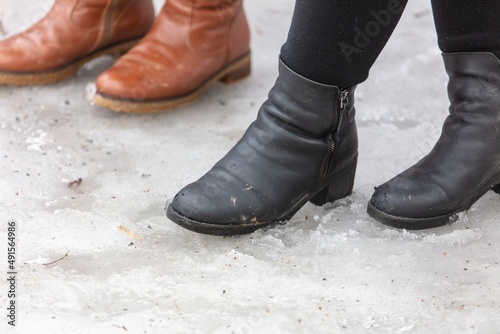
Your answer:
[370,52,500,228]
[167,58,358,234]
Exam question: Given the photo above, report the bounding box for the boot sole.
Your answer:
[0,39,142,86]
[367,179,500,230]
[166,158,357,236]
[92,52,252,114]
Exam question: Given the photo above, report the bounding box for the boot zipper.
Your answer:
[321,89,349,183]
[339,89,349,110]
[98,0,120,50]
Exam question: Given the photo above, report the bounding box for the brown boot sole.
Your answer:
[92,52,252,114]
[0,39,142,86]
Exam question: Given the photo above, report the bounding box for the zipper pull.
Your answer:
[339,90,349,110]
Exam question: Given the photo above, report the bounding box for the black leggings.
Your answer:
[281,0,500,87]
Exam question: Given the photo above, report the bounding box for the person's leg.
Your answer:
[166,0,408,235]
[368,1,500,229]
[0,0,155,86]
[281,0,407,87]
[431,0,500,57]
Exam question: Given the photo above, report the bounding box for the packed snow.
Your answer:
[0,0,499,333]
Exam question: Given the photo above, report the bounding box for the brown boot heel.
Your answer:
[220,58,251,85]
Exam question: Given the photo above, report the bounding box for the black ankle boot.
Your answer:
[166,58,358,235]
[368,52,500,230]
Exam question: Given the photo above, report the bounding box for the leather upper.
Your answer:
[0,0,155,73]
[371,53,500,219]
[170,59,358,225]
[95,0,250,100]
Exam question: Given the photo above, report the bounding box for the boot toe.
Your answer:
[169,171,272,227]
[170,182,228,225]
[0,40,34,73]
[95,64,145,100]
[96,57,189,101]
[370,174,451,220]
[370,181,413,218]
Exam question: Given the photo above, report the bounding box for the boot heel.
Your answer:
[220,59,251,85]
[310,159,357,206]
[492,184,500,194]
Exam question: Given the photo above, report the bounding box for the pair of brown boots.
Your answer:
[0,0,251,113]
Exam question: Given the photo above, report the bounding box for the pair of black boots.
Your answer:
[166,52,500,235]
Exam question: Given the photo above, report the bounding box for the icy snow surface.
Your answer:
[1,0,500,333]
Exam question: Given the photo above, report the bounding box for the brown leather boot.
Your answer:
[0,0,155,86]
[93,0,251,113]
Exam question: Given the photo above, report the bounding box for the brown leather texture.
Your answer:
[95,0,250,101]
[0,0,155,73]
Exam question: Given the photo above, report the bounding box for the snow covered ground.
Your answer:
[1,0,500,333]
